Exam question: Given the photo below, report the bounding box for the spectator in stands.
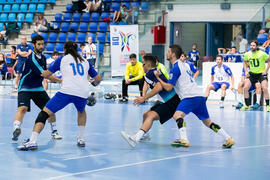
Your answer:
[121,53,144,102]
[155,56,169,80]
[262,31,270,49]
[238,34,248,54]
[72,0,87,13]
[187,43,200,67]
[0,24,7,41]
[83,36,97,67]
[266,16,270,30]
[83,0,102,12]
[127,6,138,24]
[113,5,129,23]
[0,52,8,79]
[217,48,229,62]
[6,46,18,68]
[228,47,242,63]
[139,50,146,63]
[79,43,86,58]
[33,13,48,33]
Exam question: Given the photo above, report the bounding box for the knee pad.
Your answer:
[35,110,49,125]
[176,118,186,129]
[210,123,221,133]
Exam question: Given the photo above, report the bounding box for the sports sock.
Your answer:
[238,94,244,103]
[266,99,270,106]
[217,128,230,141]
[78,126,85,140]
[135,129,145,142]
[50,122,57,132]
[179,127,188,141]
[13,120,21,131]
[256,94,261,104]
[245,98,251,106]
[30,131,39,144]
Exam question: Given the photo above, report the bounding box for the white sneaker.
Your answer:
[77,139,85,147]
[139,133,151,141]
[219,101,224,108]
[17,141,38,151]
[120,131,137,148]
[51,130,62,140]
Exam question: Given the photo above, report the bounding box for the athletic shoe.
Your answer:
[119,97,128,102]
[139,133,151,141]
[77,139,85,147]
[171,139,190,147]
[17,141,38,151]
[120,131,137,148]
[235,102,243,109]
[250,103,260,110]
[219,101,224,108]
[266,105,270,112]
[240,104,250,111]
[12,127,21,141]
[51,130,62,140]
[222,138,235,148]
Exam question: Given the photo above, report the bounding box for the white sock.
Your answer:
[30,132,39,144]
[179,127,188,141]
[13,120,21,131]
[135,129,145,142]
[217,128,230,140]
[50,122,57,132]
[78,126,85,140]
[256,94,261,104]
[238,94,244,103]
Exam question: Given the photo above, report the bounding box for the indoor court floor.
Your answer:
[0,82,270,180]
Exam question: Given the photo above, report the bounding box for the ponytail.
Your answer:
[64,41,84,64]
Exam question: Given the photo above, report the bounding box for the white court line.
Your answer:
[63,153,108,161]
[45,144,270,180]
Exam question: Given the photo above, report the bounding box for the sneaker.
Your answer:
[51,130,62,140]
[17,141,38,151]
[222,138,235,148]
[235,102,243,109]
[171,139,190,148]
[77,139,85,147]
[12,127,21,141]
[266,105,270,112]
[119,97,128,102]
[250,103,260,110]
[219,101,224,108]
[120,131,137,148]
[139,133,151,141]
[240,104,250,111]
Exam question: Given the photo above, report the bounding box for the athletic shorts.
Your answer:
[176,96,210,120]
[248,72,268,85]
[16,60,25,74]
[212,82,230,91]
[18,91,50,112]
[45,92,87,113]
[150,94,180,124]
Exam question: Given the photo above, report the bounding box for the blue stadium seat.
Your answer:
[52,22,60,29]
[25,13,34,23]
[119,21,128,25]
[15,0,23,3]
[77,32,86,43]
[31,33,39,40]
[48,0,55,3]
[67,32,76,41]
[0,5,2,13]
[70,22,79,31]
[82,13,90,21]
[73,13,81,22]
[37,4,45,13]
[63,13,72,21]
[28,4,36,13]
[88,33,96,42]
[7,0,14,3]
[12,4,20,13]
[31,0,39,3]
[100,12,109,20]
[44,54,50,59]
[257,34,268,45]
[0,23,3,31]
[66,4,73,12]
[97,33,105,43]
[131,2,139,8]
[98,43,104,55]
[0,14,7,22]
[55,13,62,21]
[141,2,149,11]
[40,32,48,42]
[0,0,4,3]
[91,12,99,21]
[17,22,22,28]
[20,4,28,13]
[8,13,16,22]
[109,22,117,26]
[89,22,98,32]
[112,3,120,11]
[61,22,69,32]
[99,22,107,32]
[17,13,25,22]
[55,43,64,52]
[79,22,88,32]
[40,0,48,3]
[110,12,114,20]
[23,0,30,3]
[49,32,57,42]
[3,5,11,13]
[46,43,55,52]
[106,33,110,43]
[58,32,66,42]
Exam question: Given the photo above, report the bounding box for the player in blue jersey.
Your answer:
[120,54,185,148]
[155,45,234,148]
[17,41,101,150]
[205,55,234,108]
[187,43,200,67]
[12,35,62,142]
[228,47,242,63]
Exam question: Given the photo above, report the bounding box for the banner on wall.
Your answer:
[110,25,139,77]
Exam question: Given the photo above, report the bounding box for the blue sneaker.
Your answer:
[77,139,85,147]
[12,127,21,141]
[251,103,260,110]
[235,102,243,109]
[17,141,38,151]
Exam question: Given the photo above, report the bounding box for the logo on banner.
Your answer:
[119,31,136,52]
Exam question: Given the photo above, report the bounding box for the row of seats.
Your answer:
[0,4,45,13]
[52,21,109,32]
[0,13,33,22]
[55,12,111,22]
[0,0,55,4]
[45,43,105,54]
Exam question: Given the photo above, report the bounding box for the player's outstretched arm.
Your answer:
[154,70,174,91]
[134,82,162,105]
[90,74,102,86]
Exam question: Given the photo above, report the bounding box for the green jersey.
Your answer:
[157,62,169,79]
[244,50,269,74]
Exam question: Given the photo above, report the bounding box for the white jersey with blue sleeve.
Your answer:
[168,60,202,99]
[211,64,232,82]
[49,54,98,98]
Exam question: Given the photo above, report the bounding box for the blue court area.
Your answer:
[0,83,270,180]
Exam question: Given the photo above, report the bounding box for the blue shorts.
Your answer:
[249,85,256,92]
[212,82,230,91]
[176,96,210,120]
[16,60,25,74]
[45,92,87,113]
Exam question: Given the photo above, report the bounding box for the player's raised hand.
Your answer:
[134,96,145,106]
